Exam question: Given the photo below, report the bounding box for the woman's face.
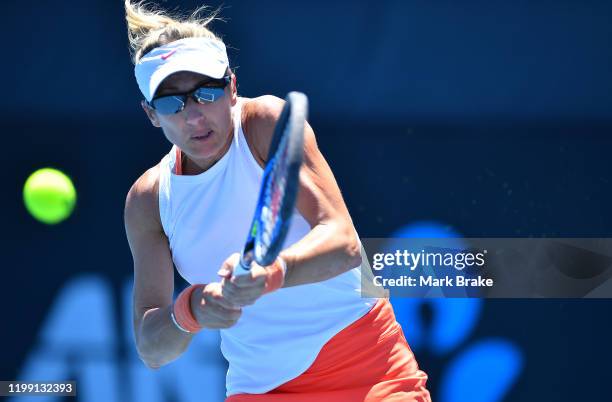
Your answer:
[142,71,237,169]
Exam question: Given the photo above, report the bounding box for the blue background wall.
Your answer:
[3,0,612,401]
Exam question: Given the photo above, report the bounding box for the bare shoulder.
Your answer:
[242,95,285,121]
[241,95,288,163]
[124,164,162,234]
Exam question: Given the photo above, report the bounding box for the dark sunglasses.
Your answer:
[147,75,231,115]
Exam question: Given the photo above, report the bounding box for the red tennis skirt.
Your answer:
[226,299,431,402]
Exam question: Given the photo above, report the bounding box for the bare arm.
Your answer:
[124,167,193,369]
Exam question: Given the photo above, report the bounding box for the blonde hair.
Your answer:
[124,0,224,64]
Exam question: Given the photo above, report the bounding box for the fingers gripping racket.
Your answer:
[233,92,308,276]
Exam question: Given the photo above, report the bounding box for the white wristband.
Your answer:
[170,308,193,334]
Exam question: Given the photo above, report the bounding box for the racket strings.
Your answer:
[260,136,291,250]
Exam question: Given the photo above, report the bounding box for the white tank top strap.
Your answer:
[233,98,265,173]
[157,150,174,240]
[232,97,243,133]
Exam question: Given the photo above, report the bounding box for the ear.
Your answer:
[229,74,238,106]
[141,100,161,128]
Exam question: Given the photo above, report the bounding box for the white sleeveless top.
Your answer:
[158,98,376,396]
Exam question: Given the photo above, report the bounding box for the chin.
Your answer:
[190,141,225,160]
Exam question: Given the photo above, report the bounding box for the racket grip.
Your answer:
[233,260,252,277]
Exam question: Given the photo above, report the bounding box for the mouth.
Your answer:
[192,130,214,141]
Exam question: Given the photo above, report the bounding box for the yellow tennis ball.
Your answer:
[23,168,76,224]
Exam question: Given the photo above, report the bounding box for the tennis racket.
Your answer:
[233,91,308,276]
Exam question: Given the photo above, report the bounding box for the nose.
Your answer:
[183,97,208,126]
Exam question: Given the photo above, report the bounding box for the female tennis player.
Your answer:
[123,1,430,401]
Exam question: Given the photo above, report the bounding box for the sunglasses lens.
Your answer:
[194,87,226,103]
[151,96,185,114]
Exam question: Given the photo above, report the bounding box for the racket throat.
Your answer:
[237,241,255,274]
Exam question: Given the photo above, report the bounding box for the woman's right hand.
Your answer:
[190,282,243,329]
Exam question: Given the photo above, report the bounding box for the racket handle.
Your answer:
[233,260,252,277]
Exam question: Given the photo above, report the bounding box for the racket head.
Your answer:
[241,92,308,268]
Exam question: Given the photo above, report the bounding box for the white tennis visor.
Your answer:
[134,37,229,102]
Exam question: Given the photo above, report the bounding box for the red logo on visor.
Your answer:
[161,50,177,60]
